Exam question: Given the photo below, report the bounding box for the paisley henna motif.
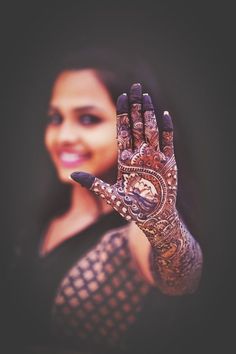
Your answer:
[71,83,202,294]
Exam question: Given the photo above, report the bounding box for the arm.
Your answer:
[71,83,203,295]
[148,214,202,295]
[128,218,202,296]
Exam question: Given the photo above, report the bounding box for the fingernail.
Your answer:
[143,93,154,111]
[70,172,95,188]
[117,94,129,114]
[130,83,142,104]
[162,111,173,131]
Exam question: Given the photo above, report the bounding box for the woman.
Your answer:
[10,47,203,354]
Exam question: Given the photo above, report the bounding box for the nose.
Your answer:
[57,121,80,144]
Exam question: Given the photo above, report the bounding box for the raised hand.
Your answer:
[71,83,177,248]
[115,83,177,247]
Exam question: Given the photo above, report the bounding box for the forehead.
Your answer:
[50,69,113,108]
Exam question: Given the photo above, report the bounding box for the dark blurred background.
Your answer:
[0,2,234,353]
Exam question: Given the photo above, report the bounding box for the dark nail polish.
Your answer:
[130,83,142,104]
[143,93,154,111]
[162,111,173,131]
[70,172,95,188]
[117,94,129,114]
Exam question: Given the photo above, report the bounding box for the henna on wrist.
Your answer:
[148,215,203,295]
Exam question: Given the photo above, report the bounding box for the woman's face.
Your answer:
[45,69,118,184]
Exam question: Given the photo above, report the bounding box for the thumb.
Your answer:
[70,172,131,221]
[70,171,96,189]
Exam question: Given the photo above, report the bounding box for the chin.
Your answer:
[56,168,76,184]
[58,174,74,184]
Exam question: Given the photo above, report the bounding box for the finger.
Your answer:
[70,171,95,188]
[70,172,132,221]
[161,111,174,157]
[142,93,159,151]
[129,83,144,149]
[116,93,132,152]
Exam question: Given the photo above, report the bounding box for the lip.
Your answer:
[56,149,91,168]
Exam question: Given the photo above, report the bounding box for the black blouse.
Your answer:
[7,212,187,354]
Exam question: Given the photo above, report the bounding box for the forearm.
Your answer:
[140,211,203,295]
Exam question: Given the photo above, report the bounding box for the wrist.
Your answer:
[137,207,182,249]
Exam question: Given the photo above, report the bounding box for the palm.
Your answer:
[116,141,177,223]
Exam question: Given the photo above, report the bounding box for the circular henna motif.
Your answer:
[121,169,167,216]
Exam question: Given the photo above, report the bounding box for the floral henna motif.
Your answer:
[71,83,203,293]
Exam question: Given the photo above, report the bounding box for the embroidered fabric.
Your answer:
[51,226,151,351]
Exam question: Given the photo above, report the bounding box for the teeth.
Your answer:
[60,152,83,162]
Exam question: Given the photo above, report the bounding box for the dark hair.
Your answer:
[50,45,167,113]
[40,45,197,235]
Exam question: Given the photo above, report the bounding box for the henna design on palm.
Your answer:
[71,83,202,293]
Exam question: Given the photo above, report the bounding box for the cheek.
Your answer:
[84,125,118,171]
[94,138,118,173]
[86,125,117,153]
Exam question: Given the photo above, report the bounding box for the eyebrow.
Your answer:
[73,105,97,113]
[48,105,99,113]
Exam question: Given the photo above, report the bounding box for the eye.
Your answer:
[47,113,63,126]
[79,114,102,126]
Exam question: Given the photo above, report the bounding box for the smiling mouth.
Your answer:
[58,152,91,167]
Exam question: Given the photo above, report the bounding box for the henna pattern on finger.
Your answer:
[117,114,132,150]
[162,131,174,158]
[143,93,159,150]
[144,110,159,150]
[131,103,144,148]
